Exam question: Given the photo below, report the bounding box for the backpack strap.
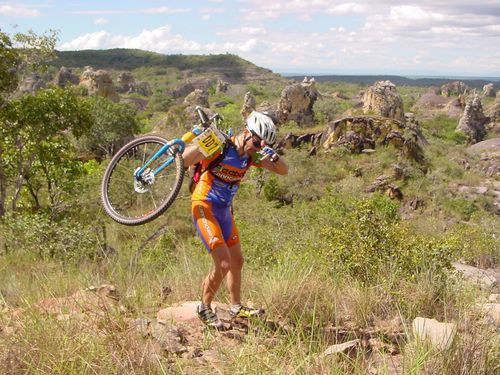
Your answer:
[189,139,234,193]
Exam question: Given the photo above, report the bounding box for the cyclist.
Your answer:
[182,111,288,328]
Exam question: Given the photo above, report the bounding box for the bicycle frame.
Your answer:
[133,127,203,180]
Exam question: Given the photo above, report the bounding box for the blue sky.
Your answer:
[1,1,500,77]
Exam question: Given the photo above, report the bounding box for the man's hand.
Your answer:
[261,146,280,163]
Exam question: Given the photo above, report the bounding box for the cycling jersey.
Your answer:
[191,138,260,206]
[191,138,260,252]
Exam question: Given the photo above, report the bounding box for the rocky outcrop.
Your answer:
[18,73,45,94]
[483,83,496,98]
[216,79,228,93]
[55,67,79,87]
[441,81,468,97]
[414,92,449,110]
[456,94,489,143]
[322,116,426,161]
[240,91,256,120]
[167,79,213,99]
[362,81,404,121]
[467,138,500,178]
[183,89,209,108]
[277,77,319,125]
[79,66,119,102]
[445,96,466,118]
[117,72,152,96]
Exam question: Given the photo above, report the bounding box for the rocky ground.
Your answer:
[2,262,498,374]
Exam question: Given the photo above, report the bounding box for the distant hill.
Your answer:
[287,75,500,90]
[51,49,282,83]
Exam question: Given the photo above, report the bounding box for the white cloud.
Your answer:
[94,18,108,25]
[201,14,211,21]
[59,25,259,55]
[67,8,190,15]
[0,4,41,17]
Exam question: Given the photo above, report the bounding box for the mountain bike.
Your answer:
[101,107,227,225]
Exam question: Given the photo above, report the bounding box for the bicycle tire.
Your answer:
[101,135,185,225]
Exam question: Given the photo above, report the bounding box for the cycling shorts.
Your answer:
[192,200,240,252]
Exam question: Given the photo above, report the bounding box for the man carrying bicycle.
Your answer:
[182,111,288,328]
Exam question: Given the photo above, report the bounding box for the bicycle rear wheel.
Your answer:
[101,135,184,225]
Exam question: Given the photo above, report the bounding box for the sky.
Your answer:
[1,0,500,77]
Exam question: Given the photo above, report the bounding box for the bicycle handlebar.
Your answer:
[195,106,224,129]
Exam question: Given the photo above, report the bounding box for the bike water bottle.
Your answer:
[181,126,203,143]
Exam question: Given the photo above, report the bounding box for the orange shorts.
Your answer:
[192,200,239,252]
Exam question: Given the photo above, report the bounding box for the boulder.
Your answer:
[456,94,489,143]
[18,73,45,94]
[452,262,499,289]
[412,317,456,351]
[167,78,213,99]
[414,92,449,110]
[441,81,468,97]
[55,67,79,87]
[117,72,135,92]
[240,91,256,120]
[117,72,152,96]
[216,79,228,93]
[482,83,496,98]
[79,67,119,102]
[183,89,209,107]
[445,96,466,118]
[277,77,319,125]
[322,116,426,161]
[362,80,404,121]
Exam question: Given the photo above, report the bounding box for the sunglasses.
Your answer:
[249,133,264,149]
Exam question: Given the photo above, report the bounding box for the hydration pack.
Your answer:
[189,139,233,193]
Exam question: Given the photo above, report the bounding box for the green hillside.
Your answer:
[51,49,277,80]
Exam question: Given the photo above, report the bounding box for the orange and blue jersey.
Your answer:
[191,139,260,252]
[191,139,259,206]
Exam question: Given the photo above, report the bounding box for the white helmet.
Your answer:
[246,111,277,145]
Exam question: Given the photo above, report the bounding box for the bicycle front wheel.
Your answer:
[101,135,184,225]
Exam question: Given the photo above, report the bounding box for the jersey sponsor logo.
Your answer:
[212,166,246,182]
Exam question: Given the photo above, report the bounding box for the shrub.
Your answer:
[317,194,453,282]
[0,213,103,262]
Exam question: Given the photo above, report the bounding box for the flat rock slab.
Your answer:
[479,303,500,327]
[157,301,232,326]
[467,138,500,153]
[157,301,200,324]
[452,262,499,289]
[412,317,456,351]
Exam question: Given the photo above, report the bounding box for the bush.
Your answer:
[1,213,103,262]
[315,194,453,282]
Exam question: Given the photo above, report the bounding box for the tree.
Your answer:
[0,29,59,217]
[77,96,140,158]
[0,87,92,215]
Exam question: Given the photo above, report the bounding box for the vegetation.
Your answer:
[0,31,499,374]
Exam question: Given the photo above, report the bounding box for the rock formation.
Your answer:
[441,81,468,97]
[240,91,256,120]
[277,77,319,125]
[483,83,496,98]
[322,116,425,161]
[117,72,152,96]
[18,73,45,94]
[79,66,119,102]
[414,92,449,110]
[183,89,209,108]
[456,94,489,143]
[362,81,404,121]
[167,79,213,99]
[216,79,228,93]
[55,67,79,87]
